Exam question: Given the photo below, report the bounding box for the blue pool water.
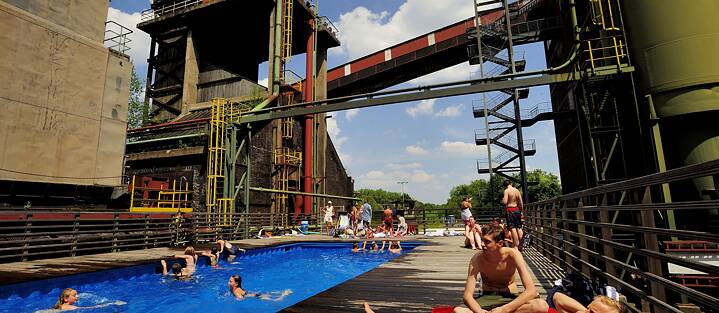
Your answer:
[0,242,419,313]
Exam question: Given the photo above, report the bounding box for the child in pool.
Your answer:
[228,275,292,301]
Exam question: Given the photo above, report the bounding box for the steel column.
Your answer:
[303,18,315,217]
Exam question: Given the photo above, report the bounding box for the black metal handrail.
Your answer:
[524,159,719,313]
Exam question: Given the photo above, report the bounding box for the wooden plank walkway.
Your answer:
[0,234,564,313]
[0,235,332,285]
[283,237,559,313]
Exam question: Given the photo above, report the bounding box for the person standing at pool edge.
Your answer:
[361,200,372,229]
[323,201,335,235]
[502,180,524,250]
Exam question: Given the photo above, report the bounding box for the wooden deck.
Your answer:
[283,237,561,313]
[0,235,564,313]
[0,235,334,285]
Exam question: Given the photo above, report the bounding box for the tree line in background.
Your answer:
[356,169,561,222]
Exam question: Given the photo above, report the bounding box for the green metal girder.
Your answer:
[249,187,360,201]
[238,68,633,124]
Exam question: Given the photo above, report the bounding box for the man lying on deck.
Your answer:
[454,224,538,313]
[516,294,621,313]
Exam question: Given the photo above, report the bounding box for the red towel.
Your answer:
[432,306,455,313]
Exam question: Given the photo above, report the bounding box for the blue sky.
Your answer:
[109,0,560,204]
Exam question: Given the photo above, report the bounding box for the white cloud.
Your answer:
[410,170,433,183]
[326,116,340,138]
[434,103,465,117]
[331,0,474,60]
[406,145,429,156]
[406,99,435,117]
[257,78,268,88]
[439,141,478,156]
[326,116,351,165]
[106,8,151,71]
[345,108,359,121]
[386,162,423,170]
[409,62,476,86]
[366,170,386,179]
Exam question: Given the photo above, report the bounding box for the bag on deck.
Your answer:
[554,272,598,307]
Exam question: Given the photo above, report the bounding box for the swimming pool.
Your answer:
[0,242,420,313]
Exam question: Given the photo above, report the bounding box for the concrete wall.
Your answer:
[325,134,354,210]
[3,0,108,42]
[0,1,132,187]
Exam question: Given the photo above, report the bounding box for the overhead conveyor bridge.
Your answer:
[324,0,560,98]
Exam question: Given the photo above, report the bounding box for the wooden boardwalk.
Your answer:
[283,237,560,313]
[0,235,331,285]
[0,234,564,313]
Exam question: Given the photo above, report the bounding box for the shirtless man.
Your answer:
[502,180,524,250]
[454,224,537,313]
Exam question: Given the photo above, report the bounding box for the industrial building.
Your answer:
[0,1,716,311]
[0,0,132,206]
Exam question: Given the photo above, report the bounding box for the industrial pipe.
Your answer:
[303,18,315,217]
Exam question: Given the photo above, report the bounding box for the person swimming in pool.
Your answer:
[228,275,292,301]
[216,237,246,262]
[51,288,126,311]
[160,246,198,279]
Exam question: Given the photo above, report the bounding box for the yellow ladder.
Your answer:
[589,0,619,31]
[206,98,227,223]
[282,0,294,63]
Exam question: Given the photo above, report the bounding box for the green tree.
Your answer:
[523,169,561,202]
[445,179,490,209]
[127,66,146,129]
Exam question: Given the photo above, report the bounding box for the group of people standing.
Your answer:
[323,200,409,238]
[453,180,621,313]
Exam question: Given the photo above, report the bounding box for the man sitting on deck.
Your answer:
[454,224,538,313]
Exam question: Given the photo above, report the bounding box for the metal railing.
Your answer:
[523,102,552,120]
[583,36,629,71]
[140,0,203,22]
[0,211,179,262]
[104,21,133,54]
[0,210,336,263]
[524,159,719,313]
[316,16,339,38]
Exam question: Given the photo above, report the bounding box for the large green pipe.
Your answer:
[249,94,277,112]
[272,0,282,95]
[622,1,719,197]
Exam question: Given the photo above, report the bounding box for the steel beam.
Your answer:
[238,70,597,123]
[249,187,360,201]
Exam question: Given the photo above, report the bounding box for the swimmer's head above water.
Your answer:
[229,275,242,289]
[52,288,77,309]
[171,263,184,278]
